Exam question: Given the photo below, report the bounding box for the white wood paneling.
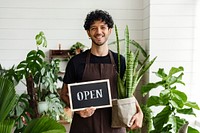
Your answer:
[0,0,143,94]
[0,0,142,9]
[148,0,200,125]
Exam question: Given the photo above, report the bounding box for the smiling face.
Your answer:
[87,20,112,47]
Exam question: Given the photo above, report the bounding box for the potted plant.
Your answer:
[3,31,65,120]
[70,41,86,55]
[0,65,34,132]
[0,31,67,132]
[111,25,157,128]
[141,66,200,132]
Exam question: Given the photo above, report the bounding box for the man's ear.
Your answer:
[86,30,91,38]
[108,28,112,35]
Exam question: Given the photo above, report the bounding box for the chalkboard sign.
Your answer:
[68,79,112,111]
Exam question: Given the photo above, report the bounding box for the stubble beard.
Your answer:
[91,35,107,47]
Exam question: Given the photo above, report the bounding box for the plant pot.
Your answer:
[111,96,137,128]
[38,101,48,114]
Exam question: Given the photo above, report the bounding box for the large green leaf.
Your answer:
[147,96,164,107]
[23,117,66,133]
[185,101,200,110]
[177,108,196,116]
[37,49,46,58]
[153,106,173,130]
[141,81,164,96]
[170,89,187,109]
[167,73,185,86]
[168,66,184,77]
[27,50,37,58]
[155,68,167,79]
[188,126,200,133]
[0,76,16,122]
[170,115,187,133]
[0,119,15,133]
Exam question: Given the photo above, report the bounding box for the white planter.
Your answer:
[38,101,48,114]
[111,96,137,128]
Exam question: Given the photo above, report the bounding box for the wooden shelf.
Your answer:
[49,49,71,59]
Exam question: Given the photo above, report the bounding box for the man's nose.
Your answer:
[96,27,102,34]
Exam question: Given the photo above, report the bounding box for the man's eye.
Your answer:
[90,28,96,31]
[101,26,107,30]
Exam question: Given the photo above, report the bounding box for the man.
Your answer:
[61,9,143,133]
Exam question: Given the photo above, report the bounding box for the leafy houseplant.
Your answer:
[70,41,86,55]
[16,31,64,118]
[1,31,64,121]
[0,76,16,133]
[0,32,68,133]
[0,65,33,132]
[111,25,157,128]
[23,116,66,133]
[141,66,200,133]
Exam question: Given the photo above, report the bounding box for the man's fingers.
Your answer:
[78,107,96,118]
[129,115,136,127]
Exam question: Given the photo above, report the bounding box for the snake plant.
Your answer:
[115,25,157,99]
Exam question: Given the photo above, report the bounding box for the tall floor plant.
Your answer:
[141,66,200,132]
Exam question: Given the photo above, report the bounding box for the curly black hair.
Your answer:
[83,9,114,30]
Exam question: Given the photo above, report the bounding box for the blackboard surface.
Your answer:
[68,79,112,111]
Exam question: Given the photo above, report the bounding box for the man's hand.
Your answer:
[129,111,143,130]
[128,99,143,130]
[76,107,96,118]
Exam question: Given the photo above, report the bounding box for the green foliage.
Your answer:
[0,76,16,122]
[70,42,86,55]
[41,94,64,120]
[35,31,47,47]
[0,119,15,133]
[16,32,61,102]
[114,25,156,99]
[10,93,32,132]
[1,31,65,131]
[0,76,17,133]
[23,117,66,133]
[141,66,200,133]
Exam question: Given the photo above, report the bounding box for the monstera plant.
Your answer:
[15,31,64,119]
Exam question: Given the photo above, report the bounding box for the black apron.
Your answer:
[69,50,125,133]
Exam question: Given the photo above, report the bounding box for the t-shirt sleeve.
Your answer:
[63,58,76,84]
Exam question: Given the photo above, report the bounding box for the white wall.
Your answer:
[148,0,200,128]
[1,0,200,127]
[0,0,143,93]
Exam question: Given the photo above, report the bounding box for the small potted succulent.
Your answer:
[111,25,157,128]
